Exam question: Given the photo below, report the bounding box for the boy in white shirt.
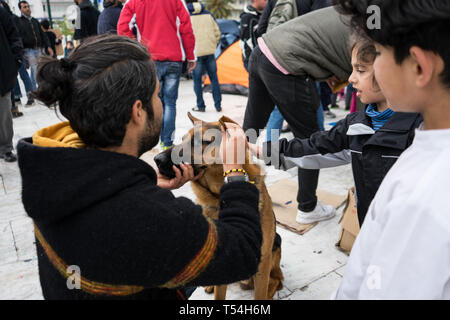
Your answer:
[334,0,450,299]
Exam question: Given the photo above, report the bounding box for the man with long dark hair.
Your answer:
[17,35,262,300]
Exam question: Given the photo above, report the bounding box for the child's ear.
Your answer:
[409,46,436,88]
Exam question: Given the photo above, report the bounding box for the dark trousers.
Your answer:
[243,46,320,212]
[319,82,332,111]
[345,84,355,110]
[0,92,14,156]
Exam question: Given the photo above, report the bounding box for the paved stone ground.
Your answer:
[0,79,354,300]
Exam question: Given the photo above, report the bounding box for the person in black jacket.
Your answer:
[256,0,277,36]
[17,34,262,300]
[0,0,23,117]
[15,1,52,92]
[249,34,422,226]
[97,0,125,35]
[41,19,60,58]
[0,5,23,162]
[74,0,100,41]
[239,0,267,70]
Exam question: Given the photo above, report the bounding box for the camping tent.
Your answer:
[203,19,249,96]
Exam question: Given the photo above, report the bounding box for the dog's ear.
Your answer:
[218,115,239,130]
[187,112,205,126]
[219,115,238,125]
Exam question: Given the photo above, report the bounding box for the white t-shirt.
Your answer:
[334,127,450,299]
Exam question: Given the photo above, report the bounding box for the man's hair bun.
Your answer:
[34,57,73,106]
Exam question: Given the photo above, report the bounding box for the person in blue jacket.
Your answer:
[98,0,125,35]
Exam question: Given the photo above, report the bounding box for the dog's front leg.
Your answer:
[253,253,272,300]
[214,284,227,300]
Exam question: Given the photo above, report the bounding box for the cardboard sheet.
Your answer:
[268,179,347,235]
[336,187,360,254]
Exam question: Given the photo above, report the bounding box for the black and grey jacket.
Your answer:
[15,15,49,49]
[264,110,423,225]
[239,4,261,66]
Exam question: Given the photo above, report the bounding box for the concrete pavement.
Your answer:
[0,79,354,300]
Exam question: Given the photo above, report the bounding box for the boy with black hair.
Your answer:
[333,0,450,299]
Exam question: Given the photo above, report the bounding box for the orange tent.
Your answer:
[204,41,249,96]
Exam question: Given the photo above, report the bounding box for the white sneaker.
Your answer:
[296,201,336,224]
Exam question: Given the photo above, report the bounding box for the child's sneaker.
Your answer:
[296,201,336,224]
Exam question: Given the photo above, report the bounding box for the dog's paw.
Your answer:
[204,286,214,294]
[238,279,254,290]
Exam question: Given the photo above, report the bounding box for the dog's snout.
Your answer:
[154,150,178,179]
[154,152,168,168]
[154,151,174,169]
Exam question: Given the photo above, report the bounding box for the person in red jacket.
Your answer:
[118,0,196,149]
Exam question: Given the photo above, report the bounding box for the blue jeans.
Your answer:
[155,61,183,147]
[266,106,284,142]
[17,59,34,96]
[24,48,40,91]
[316,82,325,131]
[192,55,221,110]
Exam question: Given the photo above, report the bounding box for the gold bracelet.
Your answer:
[223,168,247,177]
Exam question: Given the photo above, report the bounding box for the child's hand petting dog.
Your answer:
[248,143,263,160]
[157,163,203,190]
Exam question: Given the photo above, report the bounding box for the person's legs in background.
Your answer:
[192,56,206,111]
[316,82,325,131]
[319,82,336,118]
[330,93,338,108]
[266,106,284,142]
[204,54,222,111]
[0,92,17,162]
[10,89,23,118]
[24,48,40,92]
[345,84,355,111]
[317,102,325,131]
[13,79,22,102]
[18,59,34,106]
[156,61,182,149]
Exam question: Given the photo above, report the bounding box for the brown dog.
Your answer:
[154,113,283,300]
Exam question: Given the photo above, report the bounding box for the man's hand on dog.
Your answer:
[157,163,203,190]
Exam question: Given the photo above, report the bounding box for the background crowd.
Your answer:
[1,0,361,162]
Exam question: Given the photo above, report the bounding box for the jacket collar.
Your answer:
[364,112,422,150]
[347,106,421,134]
[346,107,422,149]
[376,112,421,132]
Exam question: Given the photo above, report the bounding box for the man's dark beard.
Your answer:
[137,115,161,157]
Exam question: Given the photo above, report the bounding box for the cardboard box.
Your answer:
[336,187,360,254]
